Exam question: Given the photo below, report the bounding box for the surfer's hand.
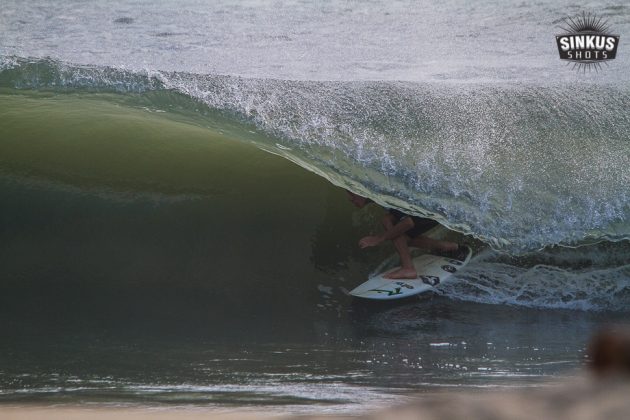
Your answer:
[359,235,383,248]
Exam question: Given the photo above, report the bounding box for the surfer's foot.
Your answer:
[441,244,470,261]
[384,267,417,279]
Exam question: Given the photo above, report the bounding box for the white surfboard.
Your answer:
[349,246,472,300]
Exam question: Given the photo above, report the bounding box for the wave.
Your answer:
[1,56,629,256]
[1,56,630,312]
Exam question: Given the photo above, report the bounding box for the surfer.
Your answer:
[346,190,465,279]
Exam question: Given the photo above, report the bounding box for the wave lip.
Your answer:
[1,56,629,254]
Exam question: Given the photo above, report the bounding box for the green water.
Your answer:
[0,89,628,413]
[0,89,283,194]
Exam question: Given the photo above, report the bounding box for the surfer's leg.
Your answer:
[382,217,417,279]
[384,234,418,279]
[409,236,458,253]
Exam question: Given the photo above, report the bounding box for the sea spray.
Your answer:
[2,57,628,253]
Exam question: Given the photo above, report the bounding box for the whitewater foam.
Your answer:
[3,56,628,253]
[441,245,630,311]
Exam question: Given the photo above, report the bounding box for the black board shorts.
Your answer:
[388,208,438,238]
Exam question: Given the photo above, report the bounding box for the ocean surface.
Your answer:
[1,0,629,414]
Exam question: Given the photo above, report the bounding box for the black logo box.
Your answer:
[556,35,620,60]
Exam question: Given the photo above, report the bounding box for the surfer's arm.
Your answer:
[358,216,414,248]
[382,213,395,228]
[380,216,414,241]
